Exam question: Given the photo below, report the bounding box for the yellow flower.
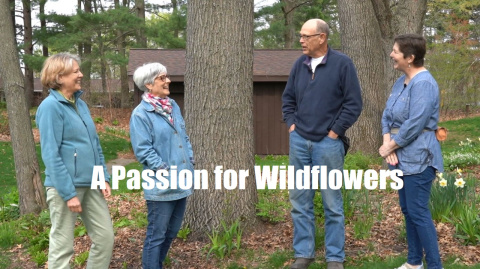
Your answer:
[456,168,463,175]
[454,178,465,188]
[439,179,447,187]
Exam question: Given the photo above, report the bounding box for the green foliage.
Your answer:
[263,250,291,268]
[74,225,87,237]
[344,152,383,171]
[0,188,20,222]
[443,138,480,170]
[94,117,104,123]
[31,250,48,267]
[98,132,132,162]
[254,0,340,49]
[177,225,191,241]
[447,204,480,245]
[256,189,290,224]
[206,220,243,260]
[74,251,89,266]
[254,155,288,167]
[104,126,130,138]
[352,190,374,240]
[146,5,187,49]
[440,117,480,155]
[430,172,476,222]
[425,0,480,113]
[0,222,21,249]
[112,119,119,126]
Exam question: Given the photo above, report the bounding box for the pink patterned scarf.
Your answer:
[142,92,174,124]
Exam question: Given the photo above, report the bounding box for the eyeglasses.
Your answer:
[297,33,323,41]
[155,74,170,82]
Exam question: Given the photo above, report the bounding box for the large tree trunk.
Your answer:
[337,0,427,154]
[22,0,34,108]
[282,0,297,49]
[81,0,92,98]
[39,0,49,98]
[184,0,257,236]
[0,0,47,215]
[115,0,130,108]
[134,0,147,47]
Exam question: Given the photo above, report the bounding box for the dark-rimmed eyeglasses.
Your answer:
[297,33,322,41]
[155,74,170,82]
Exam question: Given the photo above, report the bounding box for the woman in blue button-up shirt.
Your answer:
[130,62,194,269]
[379,34,443,269]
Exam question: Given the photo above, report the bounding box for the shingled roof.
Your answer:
[128,48,304,82]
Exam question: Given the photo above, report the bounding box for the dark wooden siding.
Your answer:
[253,82,289,155]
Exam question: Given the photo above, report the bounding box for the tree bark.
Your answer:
[81,0,92,98]
[0,0,47,215]
[22,0,34,108]
[39,0,49,98]
[115,0,130,108]
[281,0,297,49]
[184,0,257,237]
[135,0,147,47]
[337,0,427,154]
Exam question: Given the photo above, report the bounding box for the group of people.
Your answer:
[36,17,444,269]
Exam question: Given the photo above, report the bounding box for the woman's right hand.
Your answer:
[385,152,398,166]
[67,196,82,213]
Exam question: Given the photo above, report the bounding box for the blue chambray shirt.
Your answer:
[130,99,194,201]
[381,70,444,175]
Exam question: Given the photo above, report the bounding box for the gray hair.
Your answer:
[133,62,167,92]
[316,20,330,39]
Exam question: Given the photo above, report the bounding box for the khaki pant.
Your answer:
[46,187,114,269]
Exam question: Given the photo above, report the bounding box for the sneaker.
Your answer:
[327,261,344,269]
[396,262,424,269]
[290,258,314,269]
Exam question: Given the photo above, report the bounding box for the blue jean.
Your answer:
[288,130,345,262]
[142,198,187,269]
[399,166,443,269]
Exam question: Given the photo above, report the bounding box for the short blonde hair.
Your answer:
[40,53,81,89]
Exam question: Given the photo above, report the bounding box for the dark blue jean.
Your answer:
[142,198,187,269]
[398,166,443,269]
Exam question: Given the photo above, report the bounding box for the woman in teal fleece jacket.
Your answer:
[36,53,114,269]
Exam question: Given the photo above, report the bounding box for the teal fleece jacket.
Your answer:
[36,89,110,201]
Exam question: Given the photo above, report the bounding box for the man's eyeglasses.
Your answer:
[155,74,170,82]
[297,33,323,40]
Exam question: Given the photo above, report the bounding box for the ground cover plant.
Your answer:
[0,108,479,268]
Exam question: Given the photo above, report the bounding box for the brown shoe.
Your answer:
[327,261,344,269]
[290,258,315,269]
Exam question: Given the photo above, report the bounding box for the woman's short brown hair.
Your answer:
[40,53,81,89]
[394,34,426,68]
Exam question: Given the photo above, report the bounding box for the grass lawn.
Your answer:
[439,116,480,155]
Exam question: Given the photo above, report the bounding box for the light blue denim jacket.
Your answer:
[36,89,110,201]
[130,99,194,201]
[381,70,444,175]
